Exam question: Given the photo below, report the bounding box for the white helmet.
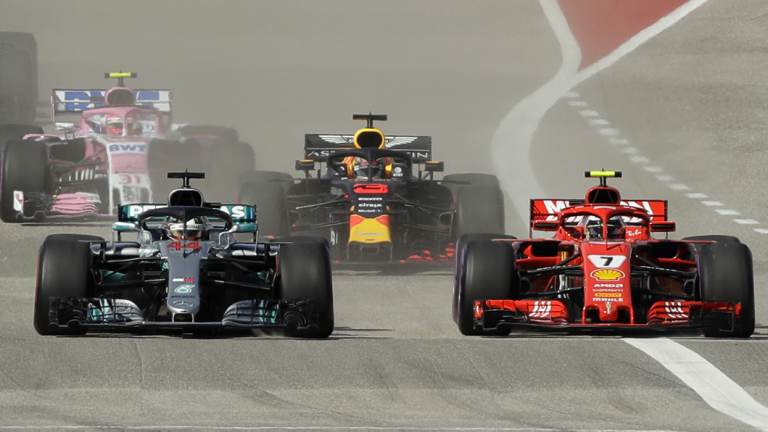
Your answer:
[168,218,204,241]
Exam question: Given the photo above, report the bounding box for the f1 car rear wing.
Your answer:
[304,134,432,163]
[118,203,256,224]
[52,89,172,113]
[530,199,668,223]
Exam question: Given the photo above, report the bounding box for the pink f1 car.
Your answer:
[0,72,254,222]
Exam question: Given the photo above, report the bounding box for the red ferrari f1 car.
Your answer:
[454,171,754,338]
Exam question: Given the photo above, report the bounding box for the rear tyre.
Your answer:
[209,140,254,200]
[686,236,754,338]
[1,139,47,222]
[447,174,505,238]
[0,124,42,154]
[239,171,292,238]
[456,239,517,336]
[278,237,334,338]
[443,173,500,188]
[35,234,103,335]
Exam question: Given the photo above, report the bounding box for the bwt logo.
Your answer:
[109,143,147,154]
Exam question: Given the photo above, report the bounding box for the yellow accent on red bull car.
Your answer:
[349,214,391,244]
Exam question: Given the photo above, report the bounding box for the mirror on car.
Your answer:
[230,223,257,234]
[532,220,559,231]
[650,221,676,232]
[424,161,444,172]
[112,221,138,232]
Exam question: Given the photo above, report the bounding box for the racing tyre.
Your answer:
[453,233,516,323]
[687,236,754,338]
[34,234,103,335]
[278,237,334,338]
[209,140,254,200]
[0,124,42,155]
[443,173,500,188]
[1,139,47,222]
[239,171,292,238]
[449,177,505,238]
[178,125,239,143]
[456,238,517,335]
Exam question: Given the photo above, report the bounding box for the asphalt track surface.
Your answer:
[0,1,766,431]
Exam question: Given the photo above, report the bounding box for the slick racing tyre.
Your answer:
[209,139,254,201]
[0,124,42,156]
[178,125,254,201]
[453,233,516,323]
[278,237,334,338]
[445,173,505,238]
[239,171,293,239]
[35,234,103,335]
[0,33,37,125]
[456,238,517,336]
[1,139,47,222]
[685,235,754,338]
[443,173,500,188]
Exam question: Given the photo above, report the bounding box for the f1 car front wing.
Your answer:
[47,297,321,333]
[473,299,743,333]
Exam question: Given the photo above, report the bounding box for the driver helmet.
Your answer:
[105,116,124,136]
[125,116,141,136]
[168,218,204,241]
[606,218,625,240]
[585,216,603,240]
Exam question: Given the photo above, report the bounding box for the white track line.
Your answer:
[686,192,708,199]
[734,219,760,225]
[0,427,680,432]
[625,339,768,431]
[500,0,768,429]
[490,0,581,223]
[715,209,740,216]
[668,183,690,191]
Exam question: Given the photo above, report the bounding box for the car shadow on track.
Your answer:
[67,326,395,341]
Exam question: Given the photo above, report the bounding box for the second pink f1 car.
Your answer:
[453,171,754,338]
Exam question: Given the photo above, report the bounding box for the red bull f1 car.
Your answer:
[0,72,253,222]
[238,113,505,267]
[454,171,754,338]
[34,171,333,338]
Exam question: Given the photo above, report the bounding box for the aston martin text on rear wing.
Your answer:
[529,199,668,223]
[52,89,172,113]
[304,134,432,163]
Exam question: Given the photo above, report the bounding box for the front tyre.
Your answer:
[1,139,47,222]
[35,234,103,335]
[686,236,754,338]
[278,237,334,338]
[456,239,517,336]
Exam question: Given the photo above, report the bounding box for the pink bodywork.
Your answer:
[46,104,170,216]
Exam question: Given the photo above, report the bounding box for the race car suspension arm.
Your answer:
[521,265,583,278]
[295,198,349,211]
[630,265,696,279]
[518,286,584,299]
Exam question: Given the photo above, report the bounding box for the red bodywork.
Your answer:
[471,185,742,332]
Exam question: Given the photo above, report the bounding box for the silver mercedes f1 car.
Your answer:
[34,171,334,338]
